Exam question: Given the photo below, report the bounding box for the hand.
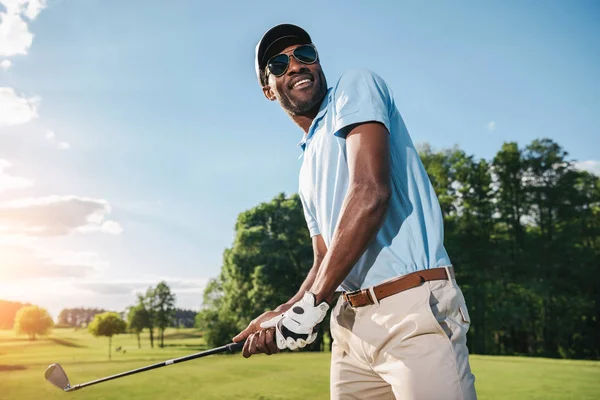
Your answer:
[233,307,292,358]
[241,327,278,358]
[260,292,329,351]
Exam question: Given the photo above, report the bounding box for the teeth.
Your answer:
[293,79,311,88]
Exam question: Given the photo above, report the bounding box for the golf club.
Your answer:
[45,341,245,392]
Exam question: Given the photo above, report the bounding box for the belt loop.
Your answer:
[368,286,380,307]
[444,265,454,286]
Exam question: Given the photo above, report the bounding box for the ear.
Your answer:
[262,85,277,101]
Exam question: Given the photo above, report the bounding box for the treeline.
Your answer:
[421,138,599,359]
[171,309,197,328]
[57,308,108,327]
[55,307,196,329]
[197,138,600,360]
[0,300,30,329]
[1,282,196,351]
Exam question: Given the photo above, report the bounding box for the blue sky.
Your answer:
[1,0,599,318]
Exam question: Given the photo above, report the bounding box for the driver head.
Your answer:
[45,363,71,391]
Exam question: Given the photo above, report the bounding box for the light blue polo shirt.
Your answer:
[298,68,451,292]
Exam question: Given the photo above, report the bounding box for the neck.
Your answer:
[290,96,325,134]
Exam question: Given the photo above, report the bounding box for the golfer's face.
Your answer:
[266,44,326,115]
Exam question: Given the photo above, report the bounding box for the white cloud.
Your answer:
[1,0,47,19]
[0,86,39,127]
[573,160,600,176]
[23,0,47,20]
[0,240,106,281]
[0,275,208,318]
[100,220,123,235]
[0,59,10,69]
[0,0,47,56]
[0,9,32,56]
[45,129,71,149]
[0,195,123,237]
[0,158,32,193]
[77,278,207,296]
[486,121,496,131]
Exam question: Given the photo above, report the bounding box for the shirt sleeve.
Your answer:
[331,69,394,138]
[299,192,320,237]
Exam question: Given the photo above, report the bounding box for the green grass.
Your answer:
[1,328,599,399]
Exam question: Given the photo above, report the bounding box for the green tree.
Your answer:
[493,142,528,265]
[88,312,127,360]
[197,140,600,360]
[448,154,497,355]
[418,144,462,217]
[142,287,158,348]
[14,305,53,340]
[127,300,149,349]
[198,193,319,349]
[195,278,241,347]
[154,281,176,348]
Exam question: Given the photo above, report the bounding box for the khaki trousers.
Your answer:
[330,277,477,399]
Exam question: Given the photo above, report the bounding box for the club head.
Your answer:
[45,363,71,391]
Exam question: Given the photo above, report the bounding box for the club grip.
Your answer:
[226,341,245,352]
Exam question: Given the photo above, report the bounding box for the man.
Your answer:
[233,23,477,399]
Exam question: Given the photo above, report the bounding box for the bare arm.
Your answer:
[235,122,390,355]
[310,122,391,304]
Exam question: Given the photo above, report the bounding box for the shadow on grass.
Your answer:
[162,332,203,340]
[0,365,27,372]
[48,352,237,367]
[49,338,86,348]
[0,337,32,343]
[160,344,209,351]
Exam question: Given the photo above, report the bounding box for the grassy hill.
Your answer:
[1,328,599,399]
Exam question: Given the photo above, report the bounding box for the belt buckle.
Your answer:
[343,289,362,306]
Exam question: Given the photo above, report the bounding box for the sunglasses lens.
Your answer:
[268,54,289,76]
[294,45,317,64]
[266,46,317,78]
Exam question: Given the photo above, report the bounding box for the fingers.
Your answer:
[233,331,246,344]
[265,327,279,355]
[240,326,320,357]
[254,330,270,355]
[242,328,280,358]
[286,337,298,351]
[242,331,256,358]
[233,320,257,343]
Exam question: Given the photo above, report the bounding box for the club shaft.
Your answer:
[66,341,244,392]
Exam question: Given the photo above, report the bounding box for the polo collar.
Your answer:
[297,89,333,153]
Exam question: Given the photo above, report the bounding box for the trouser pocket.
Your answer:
[425,280,471,341]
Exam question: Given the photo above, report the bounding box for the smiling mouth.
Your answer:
[289,74,315,90]
[292,78,312,89]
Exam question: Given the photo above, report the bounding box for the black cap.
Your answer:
[255,24,312,85]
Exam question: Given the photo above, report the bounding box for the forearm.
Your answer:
[310,184,390,304]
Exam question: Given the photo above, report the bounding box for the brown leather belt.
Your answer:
[343,266,455,308]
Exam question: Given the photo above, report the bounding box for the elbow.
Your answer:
[356,182,391,213]
[375,185,392,211]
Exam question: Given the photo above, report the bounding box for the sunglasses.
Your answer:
[266,44,318,78]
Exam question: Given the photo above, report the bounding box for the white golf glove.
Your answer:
[260,292,329,350]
